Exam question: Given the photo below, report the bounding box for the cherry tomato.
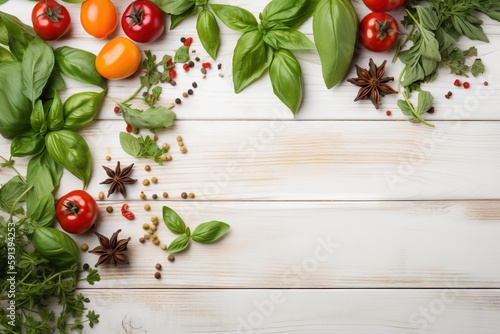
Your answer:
[56,190,98,234]
[96,37,141,80]
[121,0,165,43]
[362,0,405,12]
[359,12,399,52]
[31,0,71,41]
[80,0,118,39]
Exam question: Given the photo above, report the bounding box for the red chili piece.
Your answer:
[121,204,135,220]
[126,124,132,133]
[182,63,190,71]
[169,69,176,78]
[114,106,120,114]
[454,79,461,87]
[202,62,211,69]
[463,82,470,89]
[166,58,173,66]
[184,37,193,47]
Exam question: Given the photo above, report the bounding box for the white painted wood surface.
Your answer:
[1,0,500,333]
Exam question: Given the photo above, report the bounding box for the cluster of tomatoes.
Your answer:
[31,0,166,79]
[359,0,405,52]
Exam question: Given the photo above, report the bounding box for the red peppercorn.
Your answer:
[184,37,193,47]
[463,82,470,89]
[386,110,391,116]
[202,62,211,69]
[445,94,450,99]
[169,69,177,78]
[126,124,132,133]
[183,63,190,71]
[484,81,489,86]
[454,79,461,87]
[114,106,120,114]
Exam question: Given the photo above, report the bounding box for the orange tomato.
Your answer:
[80,0,118,39]
[96,37,141,80]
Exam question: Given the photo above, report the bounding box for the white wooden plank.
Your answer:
[1,1,499,121]
[66,201,500,288]
[2,120,500,201]
[78,289,500,333]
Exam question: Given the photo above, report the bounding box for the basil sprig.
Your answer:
[162,206,230,254]
[211,0,317,116]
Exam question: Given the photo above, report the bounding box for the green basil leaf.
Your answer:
[416,90,434,115]
[402,61,425,87]
[269,49,303,116]
[22,37,54,103]
[42,67,66,99]
[120,103,176,130]
[0,61,32,139]
[162,206,187,235]
[170,4,198,29]
[0,15,7,45]
[471,58,485,77]
[0,46,15,62]
[452,15,488,42]
[197,8,220,60]
[27,193,55,227]
[167,235,190,254]
[191,221,230,243]
[119,132,142,157]
[30,99,46,133]
[233,30,270,93]
[151,0,196,15]
[261,0,320,28]
[0,176,28,215]
[45,130,92,188]
[174,45,190,63]
[210,4,258,32]
[47,90,64,130]
[416,27,441,62]
[10,131,45,157]
[415,6,439,31]
[32,227,79,268]
[63,90,106,130]
[55,46,107,89]
[313,0,357,89]
[0,11,36,60]
[397,99,413,117]
[26,150,63,207]
[264,28,314,50]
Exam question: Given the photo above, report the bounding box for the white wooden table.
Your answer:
[2,1,500,333]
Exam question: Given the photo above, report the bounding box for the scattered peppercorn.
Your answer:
[114,106,121,114]
[151,234,157,240]
[169,69,176,79]
[217,63,222,70]
[168,254,175,262]
[180,146,187,154]
[188,192,195,199]
[152,194,158,200]
[202,62,211,69]
[180,37,186,43]
[182,92,188,98]
[144,234,150,240]
[195,56,200,62]
[106,206,113,213]
[155,263,162,270]
[143,179,150,186]
[142,223,150,230]
[83,263,90,270]
[126,124,132,133]
[201,68,207,75]
[385,110,391,116]
[145,165,151,172]
[162,143,170,150]
[192,82,198,88]
[149,230,154,235]
[105,155,111,161]
[484,81,489,86]
[140,192,146,200]
[188,60,195,68]
[153,238,160,246]
[81,243,89,252]
[171,80,177,86]
[218,73,224,78]
[463,82,470,89]
[132,128,139,135]
[181,192,188,199]
[454,79,461,87]
[150,225,157,232]
[445,94,450,99]
[165,77,172,83]
[139,237,145,243]
[175,98,182,104]
[427,107,435,114]
[448,91,453,97]
[98,191,105,200]
[144,204,151,211]
[182,63,190,71]
[155,272,161,279]
[187,89,193,95]
[184,37,193,47]
[162,192,169,198]
[151,177,158,184]
[161,244,167,250]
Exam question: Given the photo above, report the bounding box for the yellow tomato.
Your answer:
[81,0,118,39]
[96,37,141,80]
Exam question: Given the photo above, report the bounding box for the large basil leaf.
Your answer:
[162,206,188,235]
[0,11,36,60]
[167,235,190,254]
[0,46,15,62]
[10,131,45,157]
[210,4,258,32]
[48,90,64,130]
[45,130,92,188]
[22,37,55,103]
[54,46,107,88]
[32,227,79,268]
[0,16,7,45]
[120,103,176,130]
[269,49,303,116]
[264,28,315,50]
[191,221,230,244]
[232,30,270,93]
[26,150,63,206]
[197,8,220,60]
[261,0,320,28]
[42,67,66,99]
[151,0,196,15]
[63,90,105,130]
[313,0,357,89]
[27,193,55,227]
[170,4,198,29]
[0,176,28,215]
[0,61,31,138]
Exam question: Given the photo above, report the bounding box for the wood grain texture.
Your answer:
[79,289,500,334]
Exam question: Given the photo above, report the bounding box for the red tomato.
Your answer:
[31,0,71,41]
[362,0,405,12]
[56,190,98,234]
[121,0,165,43]
[359,12,399,52]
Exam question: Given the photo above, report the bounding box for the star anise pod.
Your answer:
[347,58,398,109]
[100,161,136,198]
[89,229,131,267]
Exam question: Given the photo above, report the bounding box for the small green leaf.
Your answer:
[0,176,28,214]
[119,132,142,157]
[471,58,485,77]
[197,9,220,59]
[120,104,176,130]
[86,269,101,285]
[30,100,46,133]
[162,206,187,235]
[210,4,258,32]
[27,193,55,227]
[167,235,190,254]
[174,45,190,63]
[170,4,198,29]
[191,221,230,244]
[264,28,315,50]
[416,90,434,115]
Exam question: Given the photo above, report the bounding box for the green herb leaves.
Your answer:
[313,0,358,89]
[22,38,54,104]
[213,0,318,116]
[162,206,230,254]
[120,132,171,165]
[197,8,220,59]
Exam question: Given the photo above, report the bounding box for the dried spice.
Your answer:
[347,58,397,109]
[89,229,131,267]
[100,161,137,198]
